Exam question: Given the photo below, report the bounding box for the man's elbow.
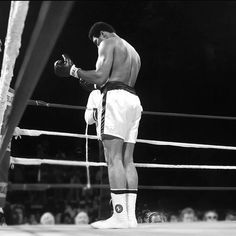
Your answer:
[96,73,108,86]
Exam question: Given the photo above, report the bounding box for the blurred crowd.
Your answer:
[137,207,236,223]
[3,138,235,225]
[3,201,236,225]
[4,202,92,225]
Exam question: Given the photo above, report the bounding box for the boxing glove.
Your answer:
[54,54,74,78]
[54,54,97,91]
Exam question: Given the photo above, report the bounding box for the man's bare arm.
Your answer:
[76,39,114,86]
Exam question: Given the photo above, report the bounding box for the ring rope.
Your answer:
[10,157,236,170]
[28,99,86,110]
[17,128,236,151]
[8,183,236,191]
[85,123,91,188]
[28,99,236,121]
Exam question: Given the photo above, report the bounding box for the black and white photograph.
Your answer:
[0,1,236,235]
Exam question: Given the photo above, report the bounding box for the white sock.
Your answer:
[0,208,3,214]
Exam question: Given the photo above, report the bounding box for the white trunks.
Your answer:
[97,83,142,143]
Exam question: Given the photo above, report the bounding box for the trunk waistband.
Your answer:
[100,81,136,95]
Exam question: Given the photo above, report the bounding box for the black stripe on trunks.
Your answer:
[100,92,107,135]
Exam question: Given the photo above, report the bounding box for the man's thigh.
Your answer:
[102,134,124,163]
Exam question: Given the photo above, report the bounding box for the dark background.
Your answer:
[1,1,236,213]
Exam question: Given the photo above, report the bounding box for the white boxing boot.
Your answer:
[91,192,129,229]
[127,190,138,228]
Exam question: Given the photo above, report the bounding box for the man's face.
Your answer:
[93,32,106,47]
[75,212,89,224]
[182,212,195,222]
[93,36,102,47]
[204,212,218,221]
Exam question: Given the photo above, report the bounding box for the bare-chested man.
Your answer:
[54,22,143,229]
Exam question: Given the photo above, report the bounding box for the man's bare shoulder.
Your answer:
[100,37,117,48]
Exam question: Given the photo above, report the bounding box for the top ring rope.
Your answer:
[28,99,236,121]
[17,128,236,151]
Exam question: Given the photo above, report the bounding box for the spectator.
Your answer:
[179,207,198,222]
[40,212,55,225]
[11,204,25,225]
[203,210,218,222]
[147,211,167,223]
[74,211,89,224]
[225,210,236,221]
[28,213,38,225]
[64,203,77,219]
[169,214,179,222]
[55,212,62,224]
[61,212,73,224]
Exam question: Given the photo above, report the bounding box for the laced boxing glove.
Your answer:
[54,54,74,78]
[84,90,102,125]
[54,54,97,92]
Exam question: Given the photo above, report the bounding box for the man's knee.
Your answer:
[106,153,124,168]
[123,142,135,164]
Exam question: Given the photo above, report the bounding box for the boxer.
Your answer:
[54,22,142,229]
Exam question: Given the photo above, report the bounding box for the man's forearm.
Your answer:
[71,66,106,85]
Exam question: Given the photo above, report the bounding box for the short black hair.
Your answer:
[88,22,116,41]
